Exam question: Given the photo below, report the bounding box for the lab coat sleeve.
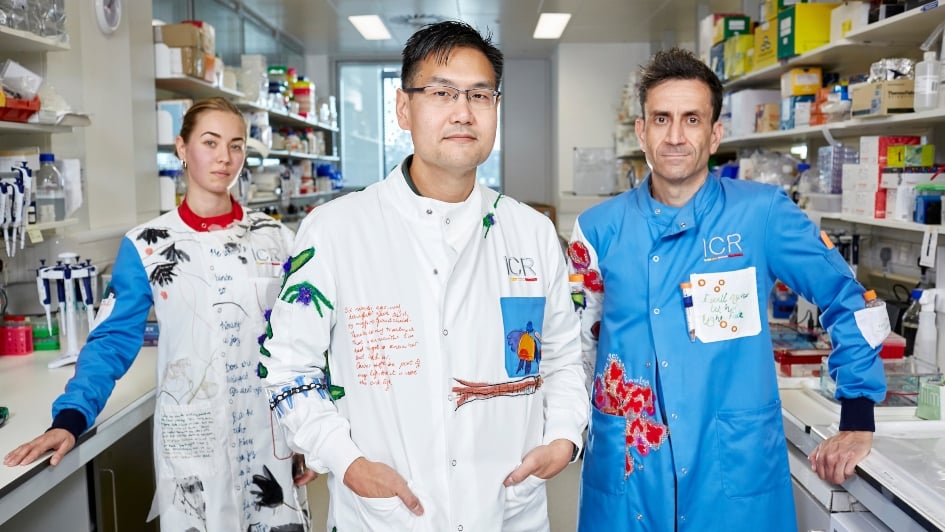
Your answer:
[52,237,153,431]
[538,218,590,455]
[259,209,362,477]
[762,188,886,406]
[569,220,604,395]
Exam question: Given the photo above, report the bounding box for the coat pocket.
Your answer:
[504,473,547,521]
[580,407,628,495]
[716,399,790,498]
[353,494,420,530]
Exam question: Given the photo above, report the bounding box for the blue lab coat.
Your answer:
[571,175,886,531]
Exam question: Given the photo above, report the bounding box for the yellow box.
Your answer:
[724,34,755,80]
[886,144,935,168]
[713,16,752,45]
[777,3,840,59]
[753,18,779,71]
[780,67,822,97]
[850,79,915,117]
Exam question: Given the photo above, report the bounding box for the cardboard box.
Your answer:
[860,135,922,166]
[780,67,822,97]
[886,144,935,167]
[780,94,815,129]
[778,3,840,59]
[727,89,781,136]
[850,79,915,117]
[755,102,780,132]
[709,42,726,80]
[700,13,744,63]
[155,23,202,48]
[753,18,779,71]
[713,16,752,45]
[830,1,870,41]
[724,34,755,79]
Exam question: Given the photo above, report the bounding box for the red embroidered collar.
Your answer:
[179,197,243,232]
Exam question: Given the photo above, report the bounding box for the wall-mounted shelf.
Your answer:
[0,121,75,134]
[0,25,69,53]
[237,100,337,133]
[155,76,244,100]
[722,4,944,91]
[817,212,941,234]
[257,149,339,162]
[247,190,344,209]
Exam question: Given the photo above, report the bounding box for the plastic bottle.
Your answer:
[901,288,923,356]
[914,51,941,112]
[863,289,884,308]
[34,152,65,223]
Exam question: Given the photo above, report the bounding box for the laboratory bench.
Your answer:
[780,379,945,531]
[0,347,157,530]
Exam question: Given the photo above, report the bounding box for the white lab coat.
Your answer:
[115,210,307,531]
[260,165,588,531]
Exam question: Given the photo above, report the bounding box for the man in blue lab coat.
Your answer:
[569,48,887,531]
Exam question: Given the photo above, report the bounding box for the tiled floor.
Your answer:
[306,460,582,531]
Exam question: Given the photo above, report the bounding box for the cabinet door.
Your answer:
[91,420,158,532]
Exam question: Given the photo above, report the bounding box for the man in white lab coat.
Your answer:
[258,20,588,531]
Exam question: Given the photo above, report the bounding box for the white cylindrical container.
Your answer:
[159,170,177,213]
[914,51,941,112]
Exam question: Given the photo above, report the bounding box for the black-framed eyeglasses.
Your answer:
[402,85,501,109]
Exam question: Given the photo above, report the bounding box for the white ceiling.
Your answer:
[239,0,745,59]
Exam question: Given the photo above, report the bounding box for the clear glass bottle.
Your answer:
[901,288,923,356]
[34,152,65,223]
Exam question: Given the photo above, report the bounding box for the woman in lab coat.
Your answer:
[4,97,313,531]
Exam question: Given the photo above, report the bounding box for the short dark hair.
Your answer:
[401,20,503,89]
[637,47,724,122]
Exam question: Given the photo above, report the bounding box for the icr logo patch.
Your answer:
[506,255,539,282]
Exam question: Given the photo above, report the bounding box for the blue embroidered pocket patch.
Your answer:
[500,297,546,377]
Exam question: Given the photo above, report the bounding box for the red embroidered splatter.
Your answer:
[583,270,604,292]
[593,357,668,477]
[568,241,604,297]
[590,321,601,340]
[568,241,591,271]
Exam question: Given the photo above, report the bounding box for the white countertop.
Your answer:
[780,382,945,531]
[0,346,157,524]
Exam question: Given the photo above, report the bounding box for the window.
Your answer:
[338,62,502,190]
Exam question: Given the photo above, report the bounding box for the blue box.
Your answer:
[779,94,815,130]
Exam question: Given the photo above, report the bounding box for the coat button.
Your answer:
[442,329,448,336]
[445,218,451,224]
[451,459,457,466]
[652,255,660,263]
[637,514,643,520]
[653,308,660,315]
[654,208,661,214]
[661,361,669,368]
[426,209,433,215]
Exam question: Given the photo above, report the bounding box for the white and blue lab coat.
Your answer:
[52,209,307,532]
[570,175,886,531]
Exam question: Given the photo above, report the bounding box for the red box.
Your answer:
[880,331,905,359]
[0,96,40,123]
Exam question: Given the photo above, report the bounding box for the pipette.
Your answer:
[14,163,31,251]
[0,181,9,256]
[36,259,53,334]
[10,174,23,257]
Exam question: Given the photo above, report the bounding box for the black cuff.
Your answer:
[48,408,88,441]
[839,397,875,432]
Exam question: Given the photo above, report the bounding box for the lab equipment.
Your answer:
[0,163,32,257]
[36,252,98,368]
[34,152,65,223]
[680,281,695,342]
[901,289,923,356]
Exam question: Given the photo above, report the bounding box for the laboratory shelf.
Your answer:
[238,100,338,133]
[0,121,74,134]
[155,76,244,101]
[0,25,69,53]
[28,218,79,232]
[721,3,945,92]
[815,212,942,234]
[261,149,340,162]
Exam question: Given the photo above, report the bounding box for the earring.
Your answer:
[181,161,188,169]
